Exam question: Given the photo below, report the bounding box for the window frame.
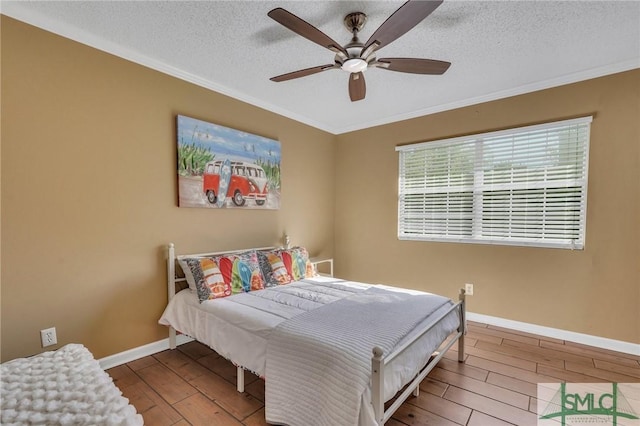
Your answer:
[396,116,592,250]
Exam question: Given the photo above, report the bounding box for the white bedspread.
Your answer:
[159,276,460,425]
[1,344,143,426]
[265,287,450,426]
[159,277,372,376]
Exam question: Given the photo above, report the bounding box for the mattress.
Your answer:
[159,276,459,400]
[0,343,143,426]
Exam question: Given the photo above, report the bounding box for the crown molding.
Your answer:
[0,4,335,134]
[335,58,640,134]
[3,3,639,136]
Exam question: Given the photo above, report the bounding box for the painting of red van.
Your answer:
[203,160,268,207]
[177,115,281,209]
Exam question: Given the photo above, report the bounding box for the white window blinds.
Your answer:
[396,116,592,249]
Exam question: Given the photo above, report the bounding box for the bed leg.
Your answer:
[458,332,465,362]
[458,288,466,363]
[169,327,177,350]
[412,385,419,397]
[371,346,385,425]
[237,366,245,393]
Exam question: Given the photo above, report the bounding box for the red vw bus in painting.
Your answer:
[203,160,268,207]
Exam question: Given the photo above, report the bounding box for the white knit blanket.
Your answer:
[1,344,143,426]
[265,286,450,426]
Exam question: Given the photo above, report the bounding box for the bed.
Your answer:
[0,343,143,426]
[159,243,466,426]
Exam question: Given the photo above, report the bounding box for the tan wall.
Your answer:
[2,16,638,364]
[0,17,336,361]
[335,70,640,344]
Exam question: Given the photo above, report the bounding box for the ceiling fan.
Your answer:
[268,0,451,102]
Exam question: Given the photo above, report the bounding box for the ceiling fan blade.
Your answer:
[268,8,348,56]
[270,64,338,82]
[375,58,451,74]
[362,0,443,55]
[349,72,366,102]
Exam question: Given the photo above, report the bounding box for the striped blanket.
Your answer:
[265,286,450,426]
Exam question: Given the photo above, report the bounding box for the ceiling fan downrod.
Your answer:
[340,12,369,73]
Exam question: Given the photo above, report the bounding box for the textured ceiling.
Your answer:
[3,1,639,134]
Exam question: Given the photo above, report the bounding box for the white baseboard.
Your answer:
[98,315,639,370]
[99,334,193,370]
[467,312,640,356]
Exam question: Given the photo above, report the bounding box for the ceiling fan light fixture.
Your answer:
[341,58,368,73]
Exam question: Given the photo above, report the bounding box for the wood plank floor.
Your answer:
[107,322,640,426]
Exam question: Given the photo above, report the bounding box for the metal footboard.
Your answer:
[371,288,467,425]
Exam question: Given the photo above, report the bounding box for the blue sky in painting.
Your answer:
[177,115,281,165]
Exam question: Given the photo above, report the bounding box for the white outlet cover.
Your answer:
[40,327,57,347]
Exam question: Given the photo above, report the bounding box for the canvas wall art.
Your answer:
[177,115,281,209]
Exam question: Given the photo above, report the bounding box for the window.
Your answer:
[396,116,592,249]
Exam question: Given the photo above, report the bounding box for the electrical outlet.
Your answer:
[464,283,474,296]
[41,327,57,347]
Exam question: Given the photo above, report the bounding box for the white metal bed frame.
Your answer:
[165,243,466,426]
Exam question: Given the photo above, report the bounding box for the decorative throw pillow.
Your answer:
[216,251,265,294]
[258,250,293,287]
[256,251,275,287]
[184,257,232,303]
[276,247,315,281]
[177,257,199,291]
